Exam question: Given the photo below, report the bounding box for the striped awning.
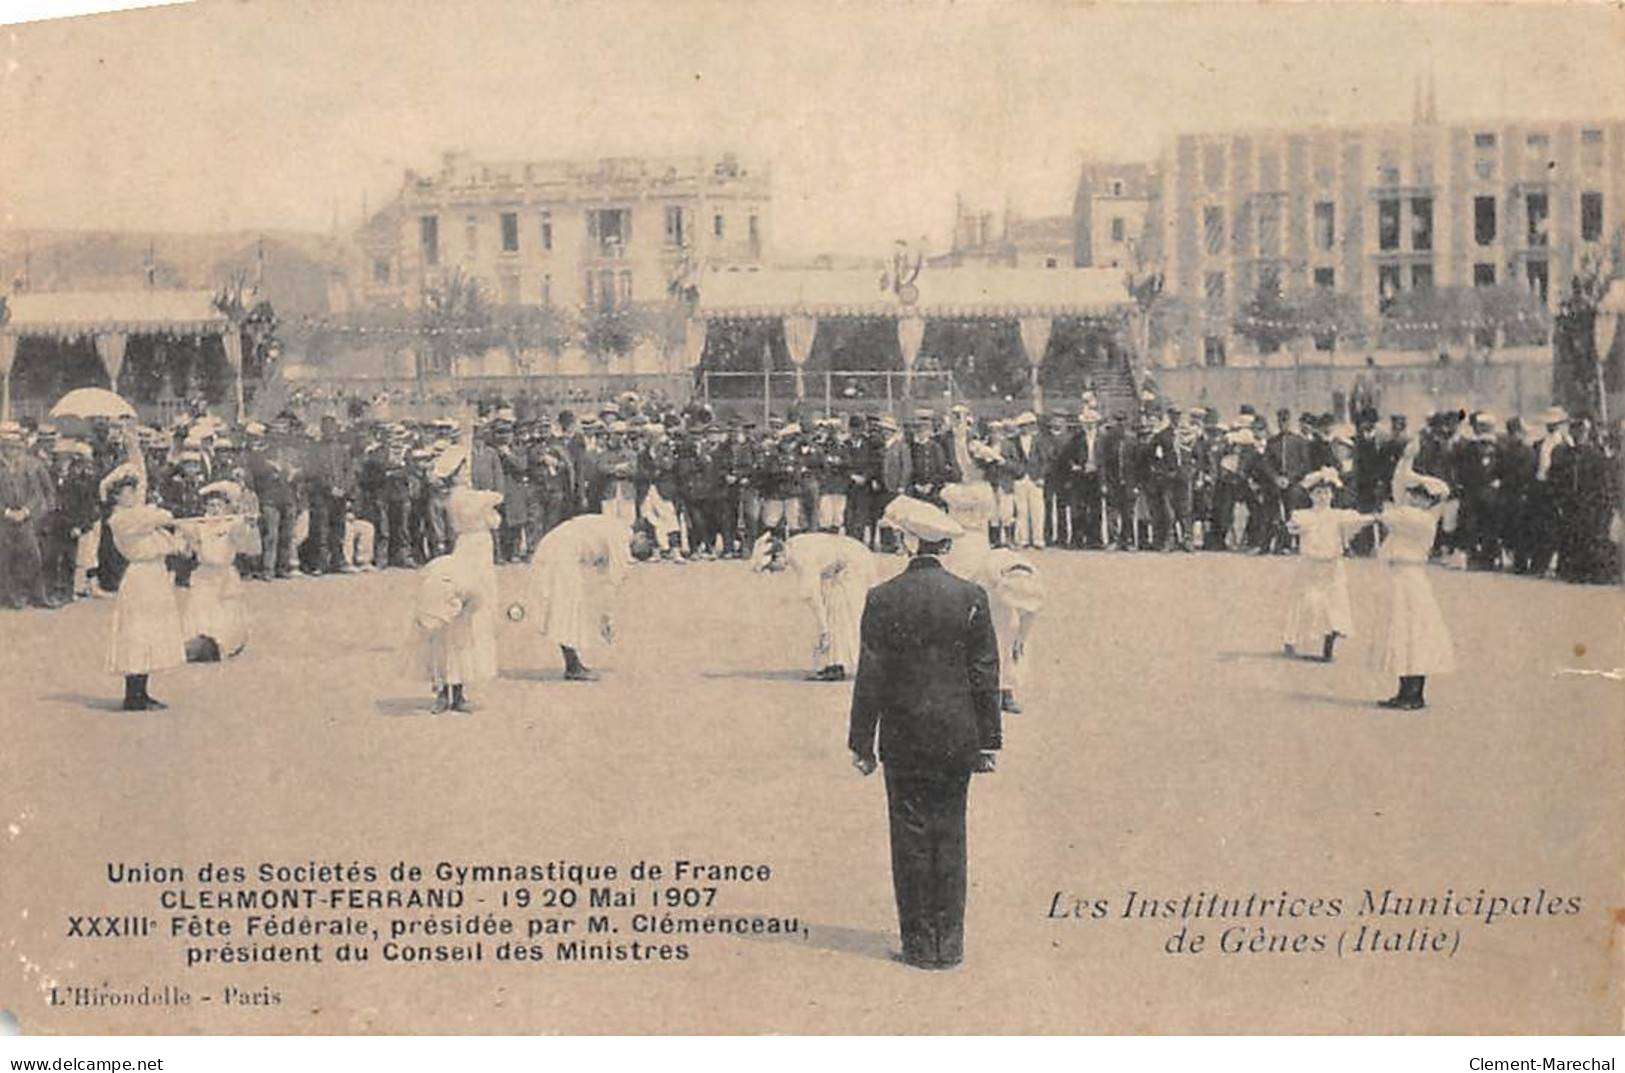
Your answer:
[695,266,1132,320]
[2,290,229,337]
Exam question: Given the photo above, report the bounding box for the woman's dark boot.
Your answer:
[450,684,474,713]
[562,646,597,681]
[123,675,145,711]
[1321,633,1338,662]
[430,685,451,714]
[1378,677,1414,709]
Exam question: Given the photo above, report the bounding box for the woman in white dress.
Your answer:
[178,481,255,661]
[102,428,186,710]
[412,435,505,712]
[1371,446,1456,710]
[937,484,1045,714]
[750,530,877,681]
[1282,467,1376,662]
[529,513,642,680]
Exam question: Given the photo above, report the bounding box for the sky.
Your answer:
[2,0,1623,258]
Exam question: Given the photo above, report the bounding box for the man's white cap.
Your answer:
[1013,411,1038,427]
[431,444,469,480]
[881,495,965,541]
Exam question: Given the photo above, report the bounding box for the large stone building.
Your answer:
[1157,115,1625,365]
[356,151,771,311]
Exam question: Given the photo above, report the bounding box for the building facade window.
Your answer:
[1378,199,1401,251]
[1378,264,1402,312]
[1313,267,1335,290]
[1410,263,1433,291]
[1313,201,1335,251]
[1581,128,1604,169]
[587,208,631,255]
[1202,206,1225,256]
[1581,191,1604,242]
[1111,179,1124,196]
[713,213,725,239]
[1203,335,1227,367]
[500,212,520,253]
[540,210,553,251]
[541,274,552,306]
[664,205,686,247]
[1410,197,1433,251]
[1526,192,1549,247]
[1527,259,1549,303]
[1474,196,1496,246]
[749,213,761,251]
[1257,204,1281,254]
[1110,217,1125,242]
[618,271,633,304]
[464,215,477,255]
[499,273,520,305]
[1201,143,1224,189]
[1473,132,1497,149]
[1203,270,1226,305]
[1525,132,1551,164]
[1473,263,1496,287]
[419,215,439,267]
[372,259,391,284]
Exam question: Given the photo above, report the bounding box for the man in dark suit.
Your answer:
[849,496,1001,970]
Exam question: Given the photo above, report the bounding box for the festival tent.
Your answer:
[0,290,248,422]
[689,265,1135,410]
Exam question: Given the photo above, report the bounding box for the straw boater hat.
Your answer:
[881,496,965,542]
[1539,405,1570,427]
[1301,466,1343,492]
[1013,411,1038,428]
[54,439,93,458]
[431,444,469,481]
[0,421,24,443]
[199,480,243,505]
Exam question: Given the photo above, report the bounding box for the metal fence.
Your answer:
[699,369,957,420]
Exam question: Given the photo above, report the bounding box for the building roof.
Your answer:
[2,290,228,337]
[696,266,1131,319]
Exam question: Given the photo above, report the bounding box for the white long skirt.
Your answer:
[532,559,606,653]
[457,530,499,682]
[107,560,186,675]
[1376,563,1455,676]
[815,565,868,671]
[184,562,248,657]
[1282,557,1354,649]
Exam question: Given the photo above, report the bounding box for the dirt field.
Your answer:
[1,550,1620,1033]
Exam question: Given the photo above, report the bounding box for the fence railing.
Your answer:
[700,369,957,420]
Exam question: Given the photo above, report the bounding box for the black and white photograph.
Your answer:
[0,0,1621,1046]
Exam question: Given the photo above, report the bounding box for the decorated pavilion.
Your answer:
[687,265,1137,412]
[0,290,255,422]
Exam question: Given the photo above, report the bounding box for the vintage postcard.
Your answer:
[0,0,1621,1036]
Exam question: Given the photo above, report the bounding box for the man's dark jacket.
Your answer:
[848,557,1002,773]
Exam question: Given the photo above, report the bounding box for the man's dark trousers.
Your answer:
[884,766,971,968]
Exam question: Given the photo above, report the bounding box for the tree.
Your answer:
[419,267,495,378]
[1552,252,1618,415]
[491,303,574,373]
[1232,276,1298,354]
